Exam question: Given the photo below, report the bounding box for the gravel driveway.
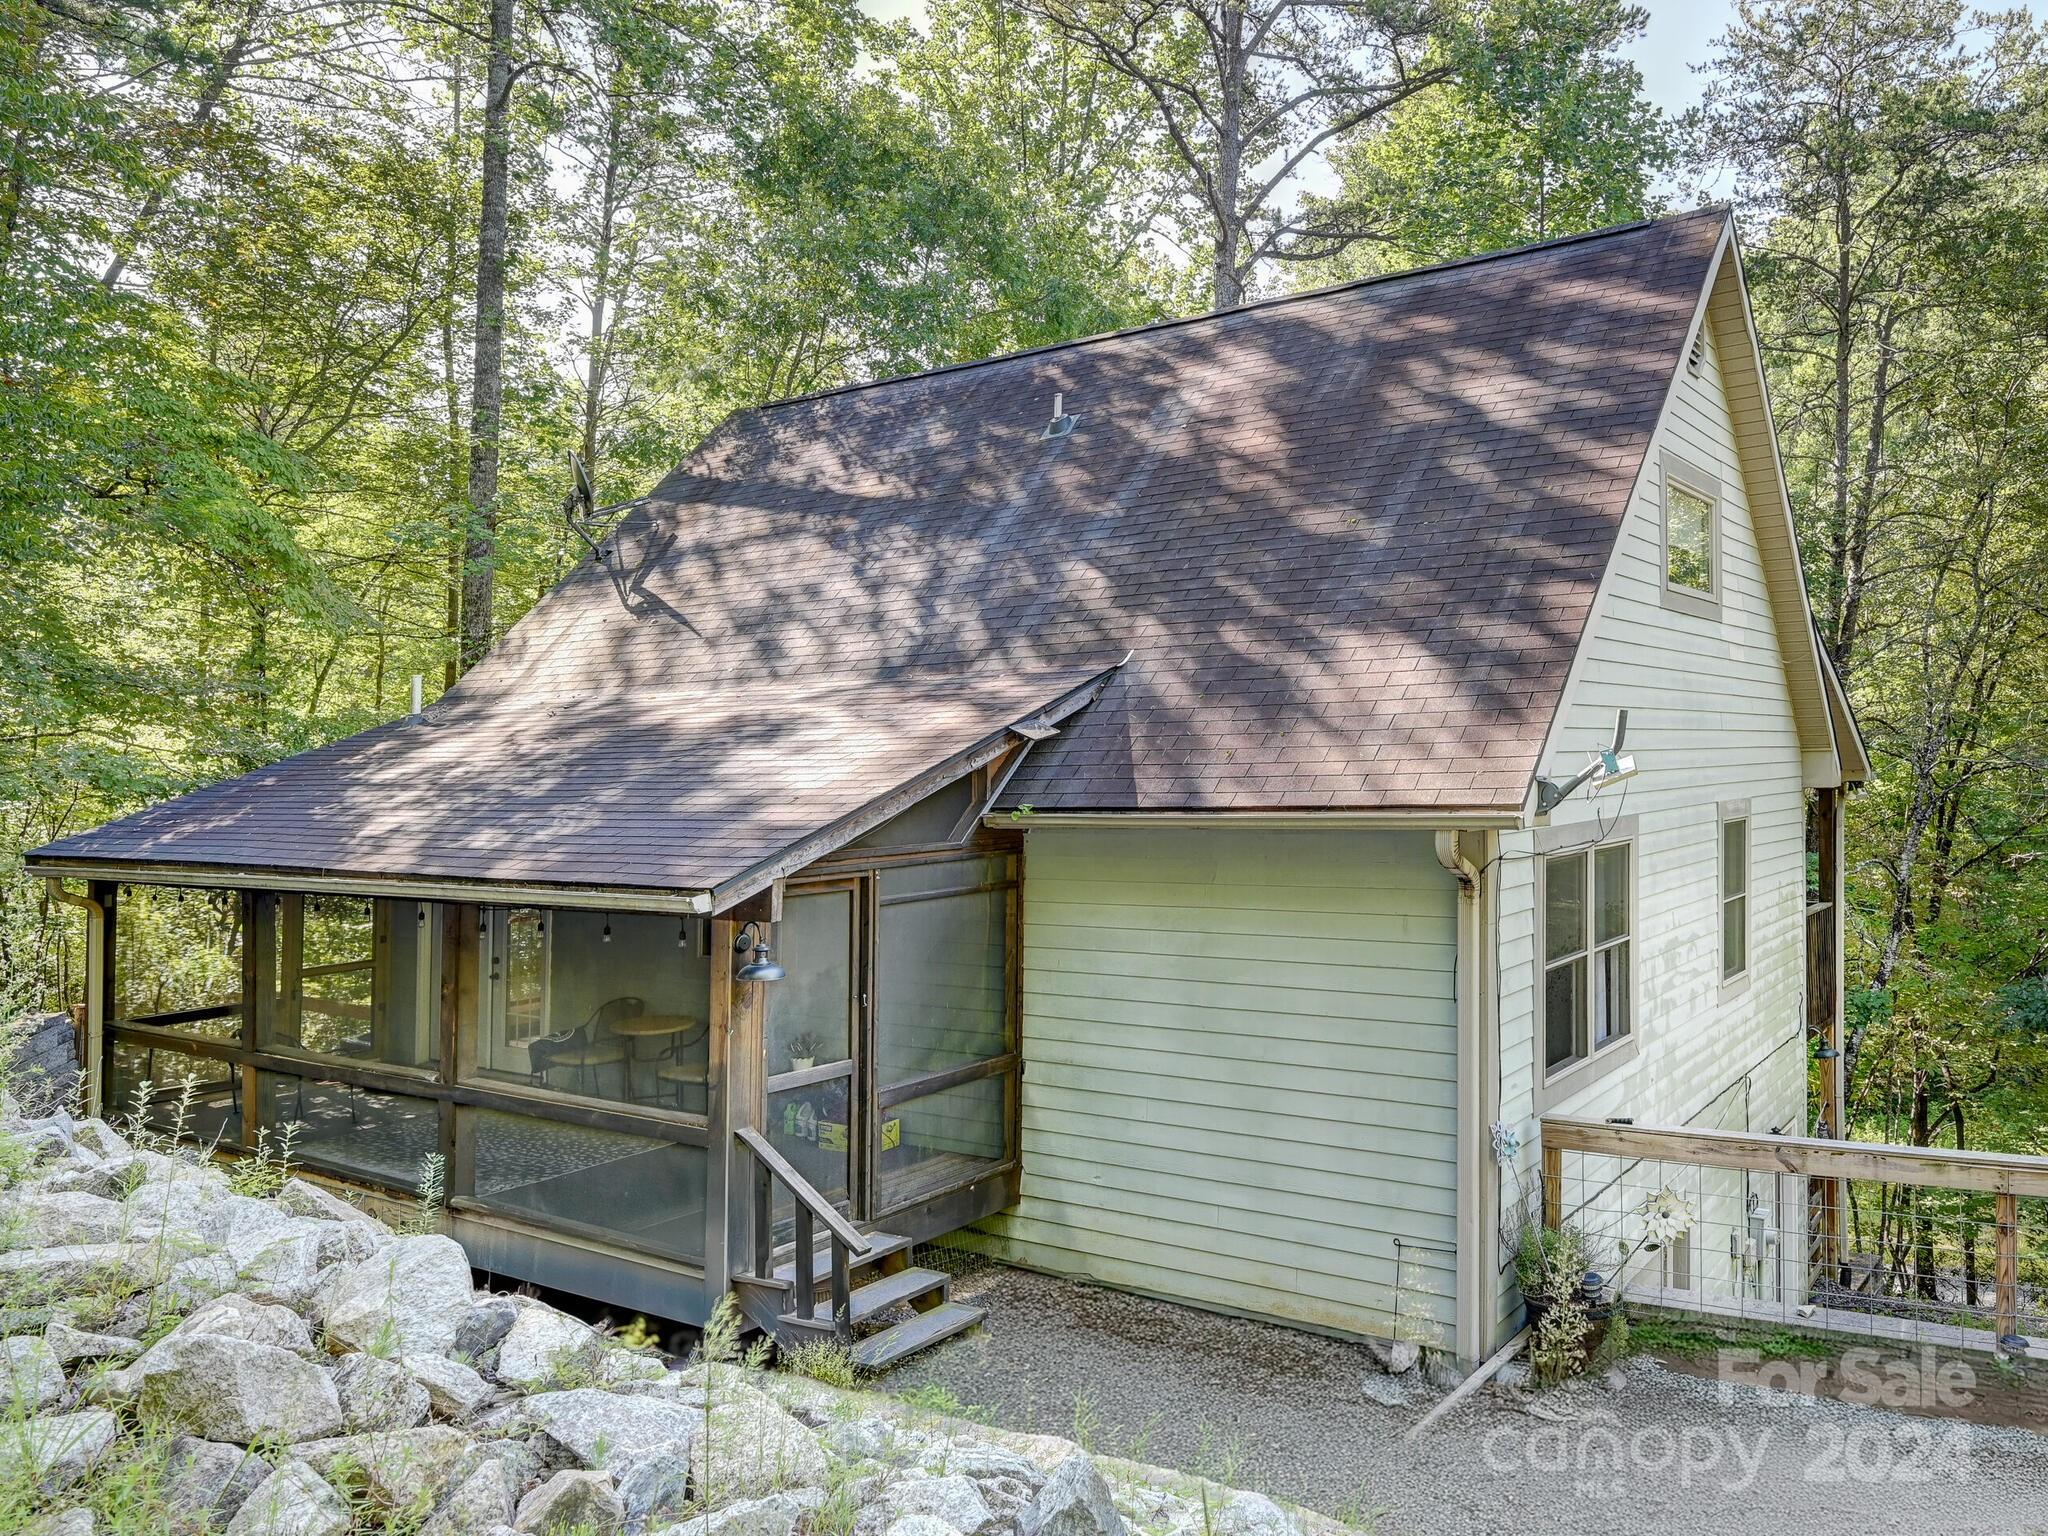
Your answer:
[874,1257,2048,1536]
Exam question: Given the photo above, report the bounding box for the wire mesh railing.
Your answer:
[1539,1116,2048,1357]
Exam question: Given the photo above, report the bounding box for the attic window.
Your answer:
[1659,452,1722,616]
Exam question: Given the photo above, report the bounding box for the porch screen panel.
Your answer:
[875,883,1007,1082]
[471,909,711,1112]
[458,1106,706,1262]
[260,896,441,1076]
[256,1070,438,1189]
[877,1073,1007,1210]
[107,1039,241,1145]
[112,885,244,1042]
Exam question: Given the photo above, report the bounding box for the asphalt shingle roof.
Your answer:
[33,208,1725,894]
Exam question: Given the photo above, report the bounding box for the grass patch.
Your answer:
[1628,1317,1834,1362]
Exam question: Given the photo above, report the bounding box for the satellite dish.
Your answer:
[561,450,640,564]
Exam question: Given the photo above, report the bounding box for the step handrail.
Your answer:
[735,1126,873,1338]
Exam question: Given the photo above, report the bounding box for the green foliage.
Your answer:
[1513,1222,1594,1302]
[1301,0,1670,280]
[779,1337,860,1389]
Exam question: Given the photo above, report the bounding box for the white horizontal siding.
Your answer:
[1495,312,1810,1333]
[972,827,1460,1344]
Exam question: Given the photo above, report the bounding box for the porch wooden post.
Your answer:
[706,912,769,1301]
[1814,785,1847,1279]
[1996,1191,2020,1342]
[82,881,115,1117]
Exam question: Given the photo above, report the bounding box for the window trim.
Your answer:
[1532,819,1639,1111]
[1719,800,1752,993]
[1659,452,1723,619]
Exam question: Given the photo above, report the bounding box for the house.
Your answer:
[29,205,1866,1367]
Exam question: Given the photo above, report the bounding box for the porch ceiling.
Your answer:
[27,663,1117,902]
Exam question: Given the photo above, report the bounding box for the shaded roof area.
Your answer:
[34,208,1727,896]
[470,207,1723,814]
[31,666,1114,900]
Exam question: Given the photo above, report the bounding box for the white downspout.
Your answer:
[49,879,107,1116]
[1435,831,1496,1362]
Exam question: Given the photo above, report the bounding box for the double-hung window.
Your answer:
[1721,814,1750,981]
[1661,454,1722,616]
[1543,842,1633,1076]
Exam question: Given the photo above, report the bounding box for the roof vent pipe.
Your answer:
[410,675,424,718]
[1043,392,1078,440]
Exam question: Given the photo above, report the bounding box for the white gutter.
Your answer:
[981,809,1523,831]
[1435,830,1499,1362]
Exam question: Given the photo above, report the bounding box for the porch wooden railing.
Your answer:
[1542,1116,2048,1350]
[736,1125,873,1338]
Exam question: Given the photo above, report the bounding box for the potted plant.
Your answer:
[785,1031,824,1072]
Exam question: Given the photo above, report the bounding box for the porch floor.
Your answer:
[879,1254,2048,1535]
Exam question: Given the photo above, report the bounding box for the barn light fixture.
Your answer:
[735,921,785,983]
[1536,709,1638,814]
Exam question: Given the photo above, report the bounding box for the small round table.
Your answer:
[612,1014,706,1105]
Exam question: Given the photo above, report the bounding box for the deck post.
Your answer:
[77,880,115,1117]
[1541,1141,1561,1232]
[1813,785,1847,1281]
[1996,1192,2020,1343]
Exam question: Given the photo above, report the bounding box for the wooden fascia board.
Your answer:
[1704,228,1845,784]
[705,666,1121,913]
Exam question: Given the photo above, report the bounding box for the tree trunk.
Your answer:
[443,54,468,690]
[1210,4,1245,309]
[459,0,516,676]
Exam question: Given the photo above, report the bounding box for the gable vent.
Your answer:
[1686,325,1706,376]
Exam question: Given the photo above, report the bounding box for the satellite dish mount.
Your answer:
[1536,709,1638,815]
[562,450,641,564]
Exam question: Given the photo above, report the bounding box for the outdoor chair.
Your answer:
[528,996,643,1095]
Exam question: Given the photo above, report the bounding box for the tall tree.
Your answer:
[1694,0,2041,678]
[1304,0,1669,277]
[1025,0,1453,307]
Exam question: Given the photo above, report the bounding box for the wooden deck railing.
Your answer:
[736,1125,873,1338]
[1542,1116,2048,1349]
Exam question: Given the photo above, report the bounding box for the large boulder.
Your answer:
[661,1488,825,1536]
[1,1334,66,1412]
[513,1468,625,1534]
[223,1459,352,1536]
[333,1352,432,1432]
[157,1251,241,1313]
[23,1508,95,1536]
[406,1353,497,1420]
[695,1372,828,1500]
[295,1426,481,1515]
[43,1320,142,1366]
[163,1436,273,1525]
[926,1442,1045,1523]
[616,1455,691,1532]
[452,1298,519,1360]
[0,1408,118,1492]
[234,1223,338,1311]
[1209,1494,1303,1536]
[493,1304,606,1391]
[864,1475,1005,1536]
[134,1334,343,1444]
[0,1242,157,1299]
[522,1388,703,1476]
[166,1293,319,1357]
[1019,1456,1126,1536]
[320,1236,475,1358]
[0,1190,129,1246]
[277,1178,385,1234]
[423,1455,518,1536]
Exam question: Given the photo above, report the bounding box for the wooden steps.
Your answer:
[758,1231,985,1369]
[773,1230,914,1288]
[851,1301,986,1371]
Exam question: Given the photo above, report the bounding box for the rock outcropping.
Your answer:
[0,1102,1322,1536]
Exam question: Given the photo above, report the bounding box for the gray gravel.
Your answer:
[875,1257,2048,1535]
